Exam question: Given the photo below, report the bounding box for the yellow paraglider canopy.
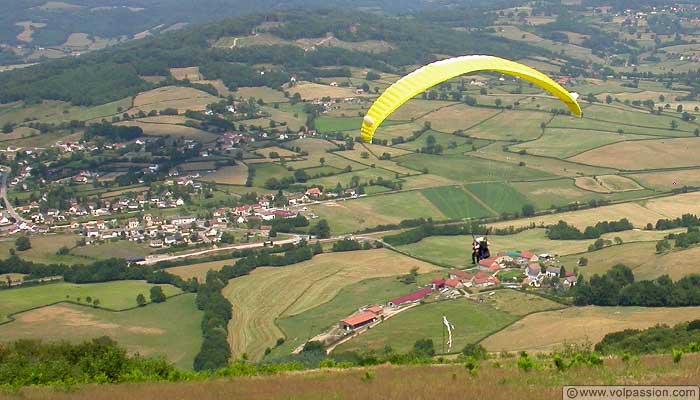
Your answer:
[361,55,582,142]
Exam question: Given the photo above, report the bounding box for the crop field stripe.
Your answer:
[460,186,499,216]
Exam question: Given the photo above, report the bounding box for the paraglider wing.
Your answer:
[361,55,583,142]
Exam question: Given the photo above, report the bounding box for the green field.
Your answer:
[511,179,656,209]
[311,191,446,233]
[0,281,181,321]
[315,117,364,133]
[0,293,202,370]
[334,298,517,354]
[421,186,493,219]
[511,129,649,158]
[250,162,293,187]
[270,276,419,358]
[465,182,531,214]
[396,153,553,182]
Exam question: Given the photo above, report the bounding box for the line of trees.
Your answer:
[0,256,197,293]
[573,264,700,307]
[595,320,700,355]
[546,219,633,240]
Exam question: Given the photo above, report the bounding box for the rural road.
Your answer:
[138,236,302,265]
[0,168,29,227]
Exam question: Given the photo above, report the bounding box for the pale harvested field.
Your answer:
[167,260,235,282]
[62,33,92,47]
[136,115,193,124]
[289,82,368,100]
[131,86,218,113]
[259,146,298,158]
[570,138,700,170]
[115,121,218,142]
[630,169,700,190]
[420,104,500,133]
[363,143,412,158]
[574,177,611,193]
[473,143,616,178]
[335,148,418,175]
[643,191,700,218]
[0,127,39,142]
[170,67,202,81]
[199,164,249,185]
[196,80,231,97]
[179,161,216,171]
[222,249,440,360]
[400,175,463,190]
[598,175,644,191]
[467,110,550,141]
[489,202,667,230]
[372,122,423,139]
[481,306,700,353]
[235,87,288,103]
[15,22,46,43]
[388,100,456,121]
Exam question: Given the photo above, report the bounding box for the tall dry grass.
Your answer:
[6,353,700,400]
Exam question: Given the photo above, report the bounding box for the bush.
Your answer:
[461,343,487,360]
[517,352,535,372]
[413,338,435,357]
[15,236,31,251]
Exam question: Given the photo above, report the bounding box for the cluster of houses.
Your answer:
[476,251,577,288]
[76,213,225,247]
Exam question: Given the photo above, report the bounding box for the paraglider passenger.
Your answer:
[471,240,480,264]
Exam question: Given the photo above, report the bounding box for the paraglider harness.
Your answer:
[471,230,491,263]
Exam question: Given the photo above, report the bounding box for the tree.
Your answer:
[605,95,613,104]
[150,286,166,303]
[366,71,380,80]
[521,204,535,217]
[136,293,146,307]
[656,239,671,253]
[670,119,678,130]
[413,338,435,357]
[92,298,100,308]
[15,236,31,252]
[310,220,330,239]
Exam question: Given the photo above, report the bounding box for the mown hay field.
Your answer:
[387,99,456,121]
[481,305,700,353]
[289,82,363,100]
[116,121,219,142]
[597,175,644,191]
[512,129,647,159]
[466,110,549,141]
[234,87,288,103]
[131,86,218,113]
[574,176,611,193]
[169,67,202,81]
[418,104,499,133]
[629,169,700,190]
[0,294,201,370]
[570,138,700,170]
[222,249,440,360]
[166,259,236,282]
[199,164,249,185]
[488,202,666,230]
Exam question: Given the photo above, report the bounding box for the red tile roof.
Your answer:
[367,305,383,314]
[341,311,377,327]
[432,278,446,287]
[449,269,473,281]
[445,279,461,288]
[389,288,432,306]
[478,257,497,267]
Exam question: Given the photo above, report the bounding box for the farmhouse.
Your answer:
[449,269,473,282]
[339,311,378,331]
[388,288,432,307]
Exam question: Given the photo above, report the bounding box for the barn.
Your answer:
[339,311,378,331]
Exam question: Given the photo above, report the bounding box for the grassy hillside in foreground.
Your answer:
[9,354,700,400]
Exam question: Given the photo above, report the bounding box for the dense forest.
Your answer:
[573,264,700,307]
[0,9,554,105]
